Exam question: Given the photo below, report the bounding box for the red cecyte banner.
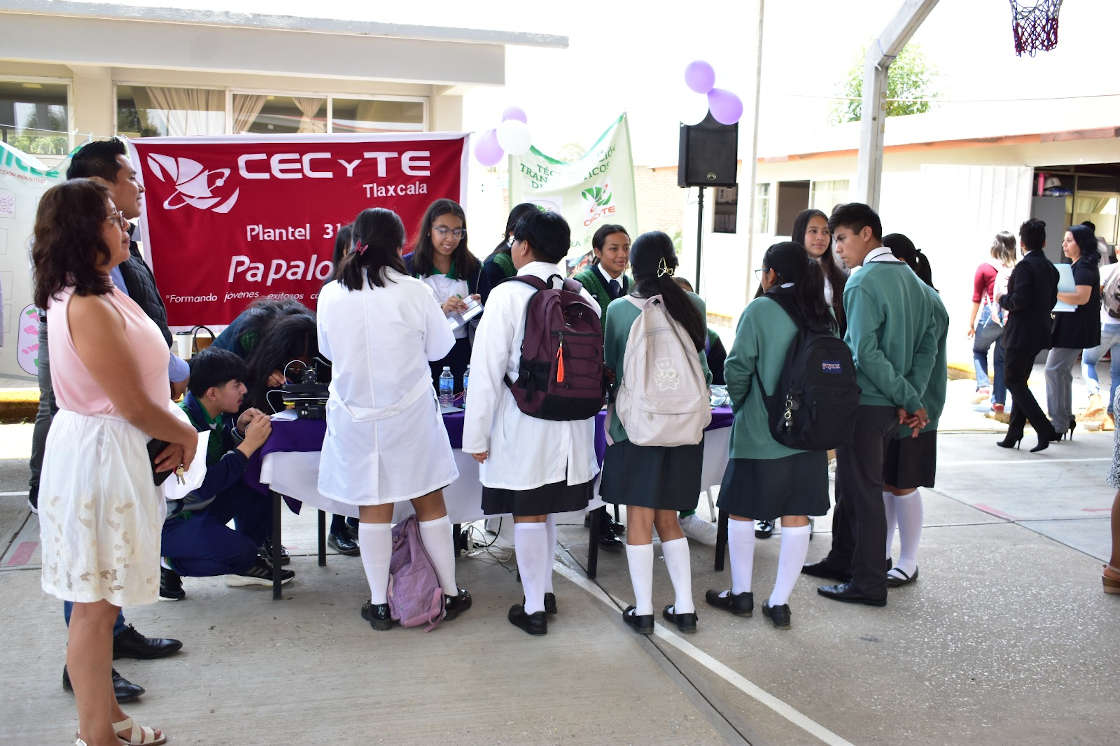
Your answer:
[128,133,469,326]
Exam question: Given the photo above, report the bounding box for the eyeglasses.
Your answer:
[433,226,466,240]
[105,210,128,229]
[753,268,769,277]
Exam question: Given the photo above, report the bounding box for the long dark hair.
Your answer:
[1068,224,1101,267]
[630,231,706,350]
[493,203,540,255]
[762,241,835,333]
[339,208,408,290]
[410,198,480,279]
[324,224,353,284]
[883,233,935,288]
[33,179,116,309]
[792,208,847,329]
[246,312,318,411]
[231,298,313,357]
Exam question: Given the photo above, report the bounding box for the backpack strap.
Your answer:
[507,274,548,291]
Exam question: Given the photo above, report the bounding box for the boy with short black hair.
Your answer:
[803,203,938,607]
[160,347,291,598]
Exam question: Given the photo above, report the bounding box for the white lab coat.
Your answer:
[462,261,600,490]
[316,269,458,505]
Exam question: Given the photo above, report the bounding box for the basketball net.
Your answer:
[1009,0,1063,56]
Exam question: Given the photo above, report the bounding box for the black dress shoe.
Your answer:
[544,592,558,615]
[662,604,698,633]
[112,624,182,660]
[508,603,547,635]
[360,601,394,631]
[63,666,144,703]
[260,538,291,565]
[622,606,654,635]
[817,582,887,607]
[598,531,624,552]
[159,566,185,601]
[704,589,753,617]
[327,531,361,556]
[609,520,626,537]
[443,587,472,621]
[755,519,774,539]
[801,559,851,582]
[762,602,792,629]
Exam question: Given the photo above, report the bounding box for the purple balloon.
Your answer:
[707,88,743,125]
[501,106,528,124]
[474,128,504,166]
[684,60,716,94]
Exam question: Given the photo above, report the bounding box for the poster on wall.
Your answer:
[509,113,636,266]
[129,132,470,326]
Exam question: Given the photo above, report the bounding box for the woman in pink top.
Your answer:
[33,180,197,746]
[968,232,1017,418]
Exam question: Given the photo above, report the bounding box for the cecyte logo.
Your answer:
[147,154,240,214]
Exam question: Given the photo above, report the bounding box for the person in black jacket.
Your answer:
[998,218,1061,452]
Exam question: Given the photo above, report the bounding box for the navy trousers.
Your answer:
[162,484,270,577]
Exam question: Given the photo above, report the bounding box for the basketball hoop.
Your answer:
[1009,0,1063,57]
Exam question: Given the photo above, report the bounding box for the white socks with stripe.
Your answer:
[358,522,393,605]
[418,515,458,596]
[728,518,756,595]
[661,537,695,615]
[515,522,548,615]
[892,489,923,578]
[625,542,654,615]
[768,523,811,607]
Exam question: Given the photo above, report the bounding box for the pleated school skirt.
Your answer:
[599,440,703,511]
[717,451,829,520]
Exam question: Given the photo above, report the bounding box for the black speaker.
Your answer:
[678,113,739,188]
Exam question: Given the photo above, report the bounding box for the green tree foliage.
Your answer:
[832,44,937,124]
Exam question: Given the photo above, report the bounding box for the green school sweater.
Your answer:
[842,261,939,413]
[574,266,631,318]
[603,292,711,444]
[896,282,949,438]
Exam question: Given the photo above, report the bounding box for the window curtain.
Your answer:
[291,97,326,134]
[232,94,267,133]
[136,87,224,136]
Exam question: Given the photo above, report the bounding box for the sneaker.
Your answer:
[679,514,718,546]
[226,557,295,587]
[971,387,992,404]
[159,566,185,601]
[259,538,291,565]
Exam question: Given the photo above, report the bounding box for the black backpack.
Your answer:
[753,293,860,451]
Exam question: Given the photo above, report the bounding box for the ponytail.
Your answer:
[629,231,707,351]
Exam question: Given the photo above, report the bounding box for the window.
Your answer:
[810,179,849,213]
[331,97,424,133]
[0,80,69,155]
[713,185,738,233]
[754,183,770,233]
[233,94,326,134]
[117,85,225,137]
[775,180,810,235]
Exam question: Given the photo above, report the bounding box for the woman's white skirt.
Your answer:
[38,410,165,607]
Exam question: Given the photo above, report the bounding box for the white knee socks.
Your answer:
[515,522,548,614]
[625,542,654,615]
[418,515,458,596]
[544,514,557,594]
[661,537,695,614]
[883,491,898,561]
[893,489,923,577]
[727,518,756,595]
[769,523,811,607]
[358,522,393,605]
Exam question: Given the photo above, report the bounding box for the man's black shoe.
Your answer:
[327,532,360,556]
[508,603,547,635]
[361,601,394,630]
[622,606,654,635]
[816,582,887,607]
[598,531,624,552]
[609,520,626,537]
[801,559,851,582]
[259,538,290,565]
[443,587,472,621]
[112,624,182,660]
[63,666,144,703]
[159,567,185,601]
[704,589,753,617]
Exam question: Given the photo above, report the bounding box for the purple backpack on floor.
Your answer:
[388,516,444,631]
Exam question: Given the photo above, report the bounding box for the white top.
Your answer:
[316,269,459,504]
[462,261,601,490]
[422,272,471,339]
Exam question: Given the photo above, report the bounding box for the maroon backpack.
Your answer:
[504,274,605,420]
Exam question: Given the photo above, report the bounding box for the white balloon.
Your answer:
[496,119,532,156]
[678,93,711,126]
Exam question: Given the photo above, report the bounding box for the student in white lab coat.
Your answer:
[317,207,472,631]
[462,210,599,636]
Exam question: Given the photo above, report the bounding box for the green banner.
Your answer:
[509,113,637,263]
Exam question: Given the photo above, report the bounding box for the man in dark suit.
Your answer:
[997,218,1060,451]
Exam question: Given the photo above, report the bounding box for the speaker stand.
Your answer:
[694,185,705,294]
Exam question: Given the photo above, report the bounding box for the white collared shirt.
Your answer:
[864,245,902,264]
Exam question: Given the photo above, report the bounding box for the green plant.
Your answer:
[832,43,937,124]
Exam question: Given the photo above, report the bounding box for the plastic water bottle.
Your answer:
[462,365,470,399]
[438,366,454,407]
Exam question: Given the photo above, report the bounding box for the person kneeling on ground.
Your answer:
[159,348,293,597]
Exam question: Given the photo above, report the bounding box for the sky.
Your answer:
[65,0,1120,163]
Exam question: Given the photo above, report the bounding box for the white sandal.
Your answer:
[112,717,167,746]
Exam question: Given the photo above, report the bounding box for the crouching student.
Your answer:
[160,348,294,595]
[602,232,711,634]
[317,207,470,631]
[463,209,599,636]
[706,242,834,629]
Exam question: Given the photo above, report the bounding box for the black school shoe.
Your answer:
[63,666,144,703]
[816,582,887,607]
[704,589,754,617]
[662,604,698,633]
[442,588,472,621]
[762,602,792,629]
[159,567,185,601]
[112,624,182,660]
[327,531,360,556]
[361,601,394,631]
[800,558,851,582]
[622,606,654,635]
[521,592,558,615]
[508,603,547,635]
[755,519,774,539]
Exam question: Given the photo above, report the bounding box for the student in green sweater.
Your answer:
[803,203,938,608]
[573,223,632,315]
[705,242,835,630]
[601,231,710,635]
[881,233,949,589]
